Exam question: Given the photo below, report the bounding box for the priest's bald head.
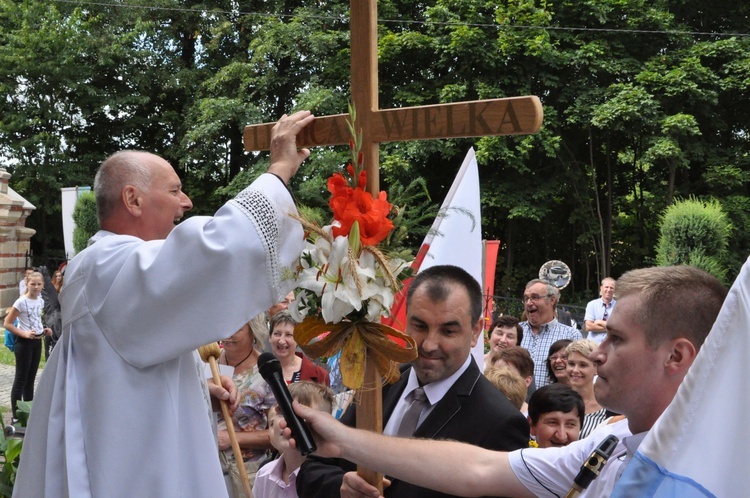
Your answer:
[94,151,193,241]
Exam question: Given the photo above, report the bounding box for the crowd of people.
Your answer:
[288,264,727,498]
[9,109,735,498]
[481,276,626,448]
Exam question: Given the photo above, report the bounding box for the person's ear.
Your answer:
[528,416,536,437]
[122,185,142,216]
[470,317,483,348]
[665,338,697,375]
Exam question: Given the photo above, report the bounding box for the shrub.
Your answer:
[655,197,732,282]
[72,191,99,254]
[0,401,31,496]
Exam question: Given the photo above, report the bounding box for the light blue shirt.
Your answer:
[584,298,616,344]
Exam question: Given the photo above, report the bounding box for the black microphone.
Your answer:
[257,352,317,456]
[565,434,619,498]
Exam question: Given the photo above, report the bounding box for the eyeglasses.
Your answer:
[548,355,567,362]
[522,293,553,303]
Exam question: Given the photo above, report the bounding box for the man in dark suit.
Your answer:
[296,265,529,498]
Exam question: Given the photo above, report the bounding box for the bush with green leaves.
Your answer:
[72,191,98,254]
[0,401,31,496]
[655,197,732,282]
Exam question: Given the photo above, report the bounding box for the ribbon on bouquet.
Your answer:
[294,317,418,389]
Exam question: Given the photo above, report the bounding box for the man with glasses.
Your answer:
[519,279,581,389]
[584,277,616,344]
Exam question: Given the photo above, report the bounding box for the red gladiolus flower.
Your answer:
[328,170,393,246]
[342,164,366,189]
[328,171,352,198]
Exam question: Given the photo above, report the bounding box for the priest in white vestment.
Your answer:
[13,111,315,498]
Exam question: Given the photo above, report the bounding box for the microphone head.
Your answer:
[258,352,281,378]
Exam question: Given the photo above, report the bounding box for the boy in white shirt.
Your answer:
[253,381,334,498]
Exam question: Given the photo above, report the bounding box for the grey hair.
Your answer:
[269,310,299,334]
[248,314,268,345]
[94,151,155,224]
[525,278,559,301]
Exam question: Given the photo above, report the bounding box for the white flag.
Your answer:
[384,148,485,369]
[420,148,484,367]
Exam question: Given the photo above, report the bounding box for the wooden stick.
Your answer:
[199,344,253,498]
[356,356,384,493]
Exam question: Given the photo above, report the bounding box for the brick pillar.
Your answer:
[0,168,36,317]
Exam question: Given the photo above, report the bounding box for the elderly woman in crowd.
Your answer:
[483,315,523,366]
[270,311,330,386]
[217,315,276,494]
[527,383,584,448]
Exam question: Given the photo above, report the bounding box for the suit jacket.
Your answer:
[297,357,530,498]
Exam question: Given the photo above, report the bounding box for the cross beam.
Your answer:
[243,3,542,197]
[244,96,542,151]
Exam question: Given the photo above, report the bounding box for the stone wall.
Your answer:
[0,169,36,316]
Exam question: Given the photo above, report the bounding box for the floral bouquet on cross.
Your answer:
[287,106,419,390]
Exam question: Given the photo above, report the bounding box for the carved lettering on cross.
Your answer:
[243,1,543,492]
[245,97,540,150]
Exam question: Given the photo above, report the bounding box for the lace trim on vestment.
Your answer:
[229,187,283,299]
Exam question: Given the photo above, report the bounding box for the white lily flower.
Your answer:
[288,291,312,322]
[289,222,413,325]
[299,235,359,324]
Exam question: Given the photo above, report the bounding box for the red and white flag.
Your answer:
[384,148,486,370]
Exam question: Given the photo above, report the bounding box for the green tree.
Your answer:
[0,0,211,252]
[0,2,98,257]
[655,197,732,282]
[72,191,98,254]
[2,0,750,296]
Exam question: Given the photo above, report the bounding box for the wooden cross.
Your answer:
[244,1,542,492]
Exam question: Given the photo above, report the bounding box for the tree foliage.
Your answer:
[72,191,98,254]
[655,197,732,282]
[1,0,749,299]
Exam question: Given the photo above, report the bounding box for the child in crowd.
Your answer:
[484,366,527,412]
[253,381,335,498]
[488,346,536,405]
[527,383,584,448]
[3,271,51,420]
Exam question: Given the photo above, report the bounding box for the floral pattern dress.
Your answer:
[218,364,276,463]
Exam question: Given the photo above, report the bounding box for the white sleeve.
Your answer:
[584,300,597,321]
[508,437,600,497]
[84,173,304,367]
